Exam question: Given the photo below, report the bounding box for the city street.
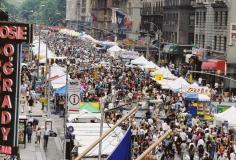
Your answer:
[19,103,64,160]
[1,0,236,160]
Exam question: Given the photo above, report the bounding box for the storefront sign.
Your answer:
[0,22,31,155]
[186,86,211,96]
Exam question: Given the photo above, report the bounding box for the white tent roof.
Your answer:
[168,77,190,92]
[215,106,236,126]
[32,40,57,63]
[68,110,101,122]
[107,45,122,52]
[67,123,124,157]
[158,67,177,80]
[131,56,149,66]
[143,61,159,69]
[50,64,67,89]
[81,34,99,43]
[198,94,210,101]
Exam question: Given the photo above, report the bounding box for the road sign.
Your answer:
[67,126,74,134]
[69,94,80,105]
[68,79,80,112]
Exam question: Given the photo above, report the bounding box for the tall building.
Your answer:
[140,0,163,33]
[192,0,228,56]
[66,0,92,31]
[162,0,194,44]
[91,0,141,40]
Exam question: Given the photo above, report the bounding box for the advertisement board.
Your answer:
[0,22,31,155]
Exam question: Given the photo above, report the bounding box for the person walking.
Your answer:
[36,127,41,144]
[26,124,32,143]
[43,126,50,148]
[28,96,34,114]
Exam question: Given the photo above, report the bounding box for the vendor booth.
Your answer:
[214,106,236,128]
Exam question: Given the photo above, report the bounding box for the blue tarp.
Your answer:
[107,127,132,160]
[54,85,68,96]
[54,85,85,96]
[184,93,198,101]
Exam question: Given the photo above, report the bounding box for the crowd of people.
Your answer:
[38,30,236,160]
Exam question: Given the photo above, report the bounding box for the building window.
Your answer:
[195,34,198,44]
[215,11,218,23]
[203,12,206,25]
[199,12,202,26]
[219,36,221,51]
[128,2,132,15]
[189,14,195,26]
[214,36,217,50]
[202,35,205,48]
[196,12,199,25]
[200,35,202,47]
[224,37,227,51]
[220,11,223,26]
[225,11,228,26]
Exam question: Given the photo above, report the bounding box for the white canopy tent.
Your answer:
[66,123,124,157]
[198,94,210,101]
[107,45,122,59]
[32,40,57,63]
[81,34,99,43]
[214,106,236,127]
[131,56,150,66]
[107,45,122,52]
[142,61,159,70]
[68,110,101,123]
[50,64,67,89]
[168,77,190,92]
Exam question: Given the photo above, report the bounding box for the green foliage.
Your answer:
[3,0,66,26]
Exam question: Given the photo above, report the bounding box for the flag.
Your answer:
[92,14,97,22]
[107,127,132,160]
[116,11,125,28]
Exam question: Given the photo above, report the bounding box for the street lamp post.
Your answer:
[144,21,162,66]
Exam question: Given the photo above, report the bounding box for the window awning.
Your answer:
[201,59,225,73]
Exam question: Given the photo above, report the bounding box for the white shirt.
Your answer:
[179,131,187,142]
[44,129,50,136]
[230,152,235,160]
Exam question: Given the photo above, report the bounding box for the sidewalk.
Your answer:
[19,102,64,160]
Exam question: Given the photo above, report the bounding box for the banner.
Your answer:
[79,102,100,113]
[107,127,132,160]
[0,22,31,155]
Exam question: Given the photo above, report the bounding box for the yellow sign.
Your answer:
[154,74,164,81]
[189,74,193,83]
[204,115,214,121]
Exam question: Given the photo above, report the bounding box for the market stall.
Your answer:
[214,106,236,127]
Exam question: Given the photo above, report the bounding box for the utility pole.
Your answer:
[98,98,104,160]
[37,25,41,79]
[146,34,150,59]
[158,31,162,66]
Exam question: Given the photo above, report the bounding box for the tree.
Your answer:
[3,0,66,26]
